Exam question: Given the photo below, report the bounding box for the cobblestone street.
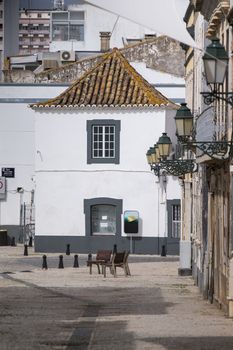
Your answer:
[0,246,233,350]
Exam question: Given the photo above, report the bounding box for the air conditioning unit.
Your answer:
[60,50,75,62]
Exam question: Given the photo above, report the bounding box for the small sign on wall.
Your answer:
[2,168,15,178]
[124,210,139,234]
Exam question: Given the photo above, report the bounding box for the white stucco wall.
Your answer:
[0,85,67,100]
[0,85,68,226]
[34,108,175,238]
[0,103,34,225]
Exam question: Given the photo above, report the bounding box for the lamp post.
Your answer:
[203,38,228,85]
[174,102,233,160]
[201,38,233,106]
[174,103,193,143]
[146,132,196,268]
[157,133,172,160]
[146,132,196,178]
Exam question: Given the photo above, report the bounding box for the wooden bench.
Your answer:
[102,251,131,278]
[87,250,112,274]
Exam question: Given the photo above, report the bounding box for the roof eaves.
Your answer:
[30,103,173,109]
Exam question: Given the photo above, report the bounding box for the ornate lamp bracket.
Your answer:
[201,91,233,107]
[159,159,197,177]
[151,160,197,177]
[150,164,160,177]
[186,141,233,160]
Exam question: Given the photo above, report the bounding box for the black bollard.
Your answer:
[161,245,166,257]
[87,253,92,267]
[66,244,70,255]
[42,255,48,270]
[11,237,16,247]
[29,237,33,247]
[113,244,117,254]
[58,255,64,269]
[73,254,79,268]
[24,244,28,256]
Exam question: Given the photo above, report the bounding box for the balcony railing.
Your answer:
[19,30,50,35]
[20,42,49,47]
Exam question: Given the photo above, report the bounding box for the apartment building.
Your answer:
[19,9,50,55]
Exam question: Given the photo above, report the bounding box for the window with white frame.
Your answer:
[87,120,120,164]
[92,125,115,159]
[51,11,84,42]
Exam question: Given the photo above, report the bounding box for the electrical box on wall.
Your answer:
[0,177,6,200]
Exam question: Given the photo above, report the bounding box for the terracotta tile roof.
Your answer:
[31,48,174,109]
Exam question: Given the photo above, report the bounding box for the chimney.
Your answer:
[100,32,111,52]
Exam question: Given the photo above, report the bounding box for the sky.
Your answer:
[175,0,189,19]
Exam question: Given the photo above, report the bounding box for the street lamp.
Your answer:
[174,102,233,160]
[146,146,160,176]
[157,133,172,159]
[174,103,193,142]
[148,38,233,175]
[201,38,233,106]
[146,133,196,177]
[203,38,228,85]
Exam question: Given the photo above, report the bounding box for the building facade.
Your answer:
[30,49,181,254]
[182,0,233,316]
[0,37,185,249]
[19,9,50,55]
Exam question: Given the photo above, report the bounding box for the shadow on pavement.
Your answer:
[0,283,173,349]
[142,336,233,350]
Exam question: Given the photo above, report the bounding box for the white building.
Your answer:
[30,48,181,254]
[19,9,50,55]
[0,41,184,253]
[0,83,66,242]
[49,2,155,54]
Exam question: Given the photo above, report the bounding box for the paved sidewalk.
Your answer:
[0,246,233,349]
